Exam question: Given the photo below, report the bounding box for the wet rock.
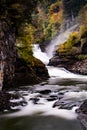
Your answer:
[76,99,87,129]
[53,99,81,110]
[29,98,40,104]
[48,56,69,67]
[68,59,87,75]
[50,94,58,98]
[0,20,49,89]
[81,41,87,54]
[46,97,58,101]
[3,56,49,89]
[39,40,51,52]
[48,54,87,75]
[37,89,51,95]
[76,99,87,114]
[0,91,27,112]
[48,56,63,66]
[0,91,11,111]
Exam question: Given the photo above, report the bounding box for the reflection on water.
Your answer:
[0,115,84,130]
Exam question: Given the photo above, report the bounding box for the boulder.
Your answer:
[76,99,87,114]
[0,20,49,90]
[0,91,27,112]
[3,57,49,89]
[69,59,87,75]
[76,99,87,129]
[53,99,81,110]
[36,89,51,95]
[81,42,87,54]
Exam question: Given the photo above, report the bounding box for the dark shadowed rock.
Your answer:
[0,91,27,112]
[46,97,58,101]
[76,99,87,129]
[0,20,49,89]
[53,99,81,110]
[81,42,87,54]
[76,99,87,114]
[48,56,66,67]
[69,59,87,75]
[29,98,40,104]
[37,89,51,95]
[40,40,51,52]
[48,54,87,75]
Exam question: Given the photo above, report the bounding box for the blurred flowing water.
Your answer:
[0,25,87,130]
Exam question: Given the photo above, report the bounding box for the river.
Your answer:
[0,25,87,130]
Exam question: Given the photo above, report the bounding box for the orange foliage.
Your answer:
[49,10,63,24]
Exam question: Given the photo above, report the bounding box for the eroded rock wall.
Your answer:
[0,20,17,89]
[0,20,49,89]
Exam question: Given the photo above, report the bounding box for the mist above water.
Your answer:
[33,24,79,64]
[46,24,78,58]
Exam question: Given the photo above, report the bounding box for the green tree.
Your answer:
[0,0,38,30]
[17,23,36,60]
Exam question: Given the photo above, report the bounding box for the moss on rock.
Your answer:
[3,57,49,89]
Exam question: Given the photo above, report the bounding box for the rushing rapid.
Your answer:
[5,24,87,119]
[0,24,86,130]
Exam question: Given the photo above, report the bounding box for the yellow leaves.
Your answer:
[58,32,79,56]
[49,10,63,24]
[48,1,62,15]
[48,1,63,24]
[18,23,36,44]
[68,32,79,45]
[17,23,36,60]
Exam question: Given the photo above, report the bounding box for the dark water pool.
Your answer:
[0,115,84,130]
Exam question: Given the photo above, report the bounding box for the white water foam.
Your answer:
[33,44,50,65]
[47,66,87,80]
[6,93,77,120]
[64,91,87,101]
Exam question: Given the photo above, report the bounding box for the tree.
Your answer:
[62,0,87,18]
[0,0,38,31]
[0,0,39,88]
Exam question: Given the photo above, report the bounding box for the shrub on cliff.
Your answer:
[17,23,36,59]
[57,32,80,56]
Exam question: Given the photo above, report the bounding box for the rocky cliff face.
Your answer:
[0,20,49,89]
[0,20,17,89]
[48,29,87,75]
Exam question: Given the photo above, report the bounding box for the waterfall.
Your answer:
[46,24,78,58]
[33,44,50,65]
[33,23,87,80]
[33,24,78,64]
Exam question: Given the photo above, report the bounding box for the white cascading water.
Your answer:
[33,24,87,80]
